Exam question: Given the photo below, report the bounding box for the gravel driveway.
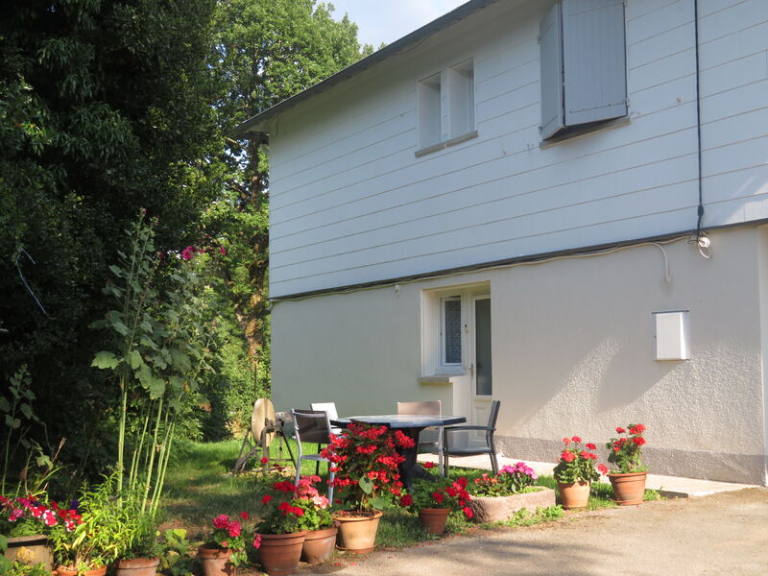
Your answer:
[301,488,768,576]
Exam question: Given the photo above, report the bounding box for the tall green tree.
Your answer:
[198,0,371,424]
[0,0,222,470]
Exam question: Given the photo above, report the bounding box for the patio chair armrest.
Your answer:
[443,425,495,433]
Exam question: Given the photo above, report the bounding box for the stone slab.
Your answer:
[468,488,556,523]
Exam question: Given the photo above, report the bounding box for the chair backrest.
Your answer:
[396,400,441,416]
[291,409,332,444]
[310,402,339,421]
[487,400,501,428]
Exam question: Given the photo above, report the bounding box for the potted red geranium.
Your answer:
[553,436,608,509]
[198,513,251,576]
[320,423,409,553]
[254,480,310,576]
[605,424,648,505]
[399,463,473,535]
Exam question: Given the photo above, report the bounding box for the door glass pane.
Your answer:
[475,299,492,396]
[444,298,462,364]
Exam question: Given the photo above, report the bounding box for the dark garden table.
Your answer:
[331,414,466,490]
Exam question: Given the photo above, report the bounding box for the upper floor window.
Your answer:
[417,59,476,154]
[540,0,627,140]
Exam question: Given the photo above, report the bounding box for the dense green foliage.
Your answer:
[0,0,370,479]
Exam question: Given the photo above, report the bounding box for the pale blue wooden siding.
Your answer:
[266,0,768,298]
[539,2,564,139]
[563,0,627,125]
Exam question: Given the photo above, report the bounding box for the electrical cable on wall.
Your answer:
[14,248,51,317]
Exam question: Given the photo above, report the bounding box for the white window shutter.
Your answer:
[539,2,564,140]
[562,0,627,125]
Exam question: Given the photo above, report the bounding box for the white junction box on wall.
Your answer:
[653,310,690,361]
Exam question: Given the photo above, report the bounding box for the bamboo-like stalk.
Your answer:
[150,421,175,518]
[128,405,152,489]
[149,410,173,514]
[141,396,164,513]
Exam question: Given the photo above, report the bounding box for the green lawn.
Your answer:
[162,440,659,547]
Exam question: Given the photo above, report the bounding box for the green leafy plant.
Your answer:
[49,475,130,571]
[90,213,219,517]
[0,367,58,499]
[553,437,608,484]
[159,528,194,576]
[605,424,647,473]
[321,423,411,515]
[470,462,539,496]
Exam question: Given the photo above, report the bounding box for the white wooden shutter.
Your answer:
[562,0,627,125]
[539,2,564,139]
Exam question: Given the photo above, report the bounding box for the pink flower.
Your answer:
[181,246,195,260]
[253,535,261,549]
[240,511,249,520]
[219,246,226,255]
[9,509,23,522]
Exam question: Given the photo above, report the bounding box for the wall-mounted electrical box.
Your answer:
[653,310,690,361]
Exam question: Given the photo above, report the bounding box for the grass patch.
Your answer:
[162,441,660,548]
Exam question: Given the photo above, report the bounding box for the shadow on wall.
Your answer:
[508,334,680,427]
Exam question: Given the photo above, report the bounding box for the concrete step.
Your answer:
[418,453,756,498]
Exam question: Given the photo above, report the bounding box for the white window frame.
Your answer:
[421,282,490,377]
[416,59,478,157]
[440,295,463,367]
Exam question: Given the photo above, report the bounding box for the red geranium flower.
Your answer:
[571,436,582,443]
[586,443,596,450]
[561,451,576,462]
[616,427,626,434]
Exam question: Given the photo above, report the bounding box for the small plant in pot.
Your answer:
[553,437,608,510]
[399,463,473,535]
[49,476,131,576]
[320,423,410,553]
[115,506,163,576]
[292,475,336,565]
[605,424,648,506]
[198,513,251,576]
[253,480,311,576]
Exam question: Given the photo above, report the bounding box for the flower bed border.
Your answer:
[467,487,556,523]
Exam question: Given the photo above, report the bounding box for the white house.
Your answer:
[240,0,768,485]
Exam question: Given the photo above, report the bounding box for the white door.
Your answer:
[470,296,493,445]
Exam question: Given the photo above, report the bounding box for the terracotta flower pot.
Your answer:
[197,546,235,576]
[557,480,591,509]
[301,525,337,564]
[418,508,450,535]
[257,531,307,576]
[4,535,53,570]
[608,472,647,506]
[57,565,108,576]
[116,557,160,576]
[334,510,383,554]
